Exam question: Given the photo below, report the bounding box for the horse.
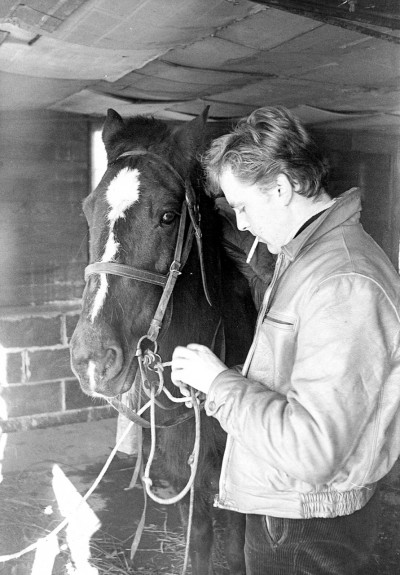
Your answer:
[70,108,258,574]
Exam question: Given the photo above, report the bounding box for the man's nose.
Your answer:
[236,211,249,232]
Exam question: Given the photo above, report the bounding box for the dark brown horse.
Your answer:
[70,108,257,574]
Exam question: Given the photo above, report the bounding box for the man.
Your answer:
[171,106,400,574]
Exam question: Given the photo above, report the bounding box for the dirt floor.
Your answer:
[0,418,399,574]
[0,418,218,575]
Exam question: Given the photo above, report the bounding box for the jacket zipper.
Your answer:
[218,253,285,507]
[242,252,285,376]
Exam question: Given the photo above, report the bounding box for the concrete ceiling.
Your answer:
[0,0,399,130]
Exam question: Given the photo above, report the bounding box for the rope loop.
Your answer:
[143,387,201,506]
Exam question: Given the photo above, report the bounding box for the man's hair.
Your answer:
[202,106,330,198]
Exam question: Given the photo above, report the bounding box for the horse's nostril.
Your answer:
[104,347,115,365]
[103,347,116,374]
[102,344,123,379]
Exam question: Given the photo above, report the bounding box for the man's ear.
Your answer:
[276,173,295,206]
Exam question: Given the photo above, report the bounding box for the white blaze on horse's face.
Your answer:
[90,167,141,322]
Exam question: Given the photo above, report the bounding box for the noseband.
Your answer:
[85,149,212,345]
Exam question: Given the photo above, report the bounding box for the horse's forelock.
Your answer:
[107,117,171,159]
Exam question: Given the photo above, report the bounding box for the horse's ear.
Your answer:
[102,109,125,149]
[174,106,210,161]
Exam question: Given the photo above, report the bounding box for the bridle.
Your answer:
[85,149,216,426]
[85,149,212,341]
[84,148,222,557]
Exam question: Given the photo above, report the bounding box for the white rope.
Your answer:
[158,361,201,406]
[0,358,200,573]
[126,381,201,575]
[0,402,150,564]
[140,385,201,575]
[182,482,195,575]
[142,387,201,506]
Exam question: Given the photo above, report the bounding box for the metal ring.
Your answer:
[136,335,158,357]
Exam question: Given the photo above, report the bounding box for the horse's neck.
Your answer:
[160,223,223,358]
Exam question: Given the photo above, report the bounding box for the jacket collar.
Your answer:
[281,188,361,262]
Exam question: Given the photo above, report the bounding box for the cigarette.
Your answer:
[246,237,259,264]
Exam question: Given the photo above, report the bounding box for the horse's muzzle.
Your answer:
[70,318,126,396]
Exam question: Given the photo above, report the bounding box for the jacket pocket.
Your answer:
[263,310,297,332]
[264,516,289,548]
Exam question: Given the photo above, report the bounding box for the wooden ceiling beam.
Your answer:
[252,0,400,44]
[252,0,400,29]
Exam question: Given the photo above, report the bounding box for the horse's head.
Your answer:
[70,108,214,399]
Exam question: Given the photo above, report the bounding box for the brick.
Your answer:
[66,314,80,342]
[27,348,74,382]
[6,352,24,384]
[2,381,63,418]
[65,379,94,410]
[0,316,62,348]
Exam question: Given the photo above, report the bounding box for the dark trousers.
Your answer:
[244,491,380,575]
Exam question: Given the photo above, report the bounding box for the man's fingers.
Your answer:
[171,343,224,395]
[172,345,194,359]
[171,368,190,394]
[169,374,193,407]
[186,343,206,351]
[173,343,208,357]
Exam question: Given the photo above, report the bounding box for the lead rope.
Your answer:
[138,359,201,506]
[126,357,201,575]
[0,401,151,565]
[142,384,200,575]
[142,381,201,506]
[132,320,224,572]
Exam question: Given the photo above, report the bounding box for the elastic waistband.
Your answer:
[301,486,376,519]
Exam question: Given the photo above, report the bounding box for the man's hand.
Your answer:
[171,344,227,398]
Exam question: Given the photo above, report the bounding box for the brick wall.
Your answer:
[0,306,113,432]
[0,110,90,307]
[0,110,114,431]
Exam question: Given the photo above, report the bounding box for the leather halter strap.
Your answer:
[115,150,212,308]
[84,149,215,426]
[85,149,212,341]
[85,262,168,287]
[85,150,189,289]
[107,394,204,428]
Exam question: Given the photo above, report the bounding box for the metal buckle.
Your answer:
[169,260,182,275]
[140,350,164,396]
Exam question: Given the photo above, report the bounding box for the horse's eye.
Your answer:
[161,212,177,225]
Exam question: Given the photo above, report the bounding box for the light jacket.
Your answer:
[205,188,400,519]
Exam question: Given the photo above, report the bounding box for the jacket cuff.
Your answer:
[205,368,247,417]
